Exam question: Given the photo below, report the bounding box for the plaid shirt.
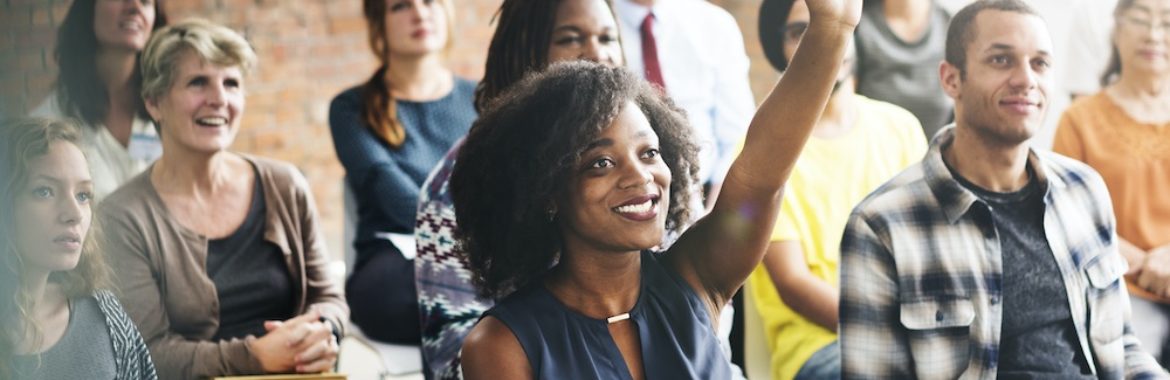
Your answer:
[840,126,1167,380]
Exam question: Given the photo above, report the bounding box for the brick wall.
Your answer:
[0,0,772,260]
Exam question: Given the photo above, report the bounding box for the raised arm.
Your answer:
[666,0,863,304]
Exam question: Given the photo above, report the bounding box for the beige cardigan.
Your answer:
[99,155,348,380]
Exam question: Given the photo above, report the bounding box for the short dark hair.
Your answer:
[945,0,1041,73]
[54,0,169,126]
[473,0,620,113]
[451,61,700,299]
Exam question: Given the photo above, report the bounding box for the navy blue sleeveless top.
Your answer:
[485,251,734,379]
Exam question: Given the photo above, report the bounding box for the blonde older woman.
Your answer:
[98,19,347,379]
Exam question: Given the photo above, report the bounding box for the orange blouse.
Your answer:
[1054,92,1170,302]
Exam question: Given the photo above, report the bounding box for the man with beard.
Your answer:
[838,0,1167,378]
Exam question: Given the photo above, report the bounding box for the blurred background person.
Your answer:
[414,0,624,377]
[749,0,927,378]
[0,117,155,379]
[32,0,169,202]
[854,0,952,139]
[99,19,347,379]
[329,0,471,346]
[1054,0,1170,366]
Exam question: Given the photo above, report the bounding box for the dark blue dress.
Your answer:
[486,251,735,379]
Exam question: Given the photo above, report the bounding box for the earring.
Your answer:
[547,207,557,222]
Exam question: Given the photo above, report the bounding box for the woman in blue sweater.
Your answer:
[328,0,475,344]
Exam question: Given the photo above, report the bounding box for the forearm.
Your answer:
[730,20,855,191]
[777,275,840,332]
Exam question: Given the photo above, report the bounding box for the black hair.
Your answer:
[451,61,700,299]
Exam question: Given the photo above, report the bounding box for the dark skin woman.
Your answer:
[453,0,863,378]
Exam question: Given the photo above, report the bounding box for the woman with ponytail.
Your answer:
[328,0,475,344]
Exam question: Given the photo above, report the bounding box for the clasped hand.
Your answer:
[249,309,339,374]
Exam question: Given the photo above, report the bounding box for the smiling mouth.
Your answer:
[196,117,228,127]
[613,195,660,221]
[119,20,144,32]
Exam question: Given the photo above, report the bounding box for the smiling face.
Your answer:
[557,101,671,254]
[12,141,93,275]
[547,0,623,66]
[942,10,1052,146]
[384,0,449,58]
[146,50,245,154]
[1115,0,1170,76]
[94,0,157,52]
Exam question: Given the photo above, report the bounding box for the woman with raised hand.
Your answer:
[1054,0,1170,364]
[0,117,156,380]
[33,0,168,201]
[328,0,473,346]
[413,0,624,377]
[98,19,347,379]
[453,0,862,377]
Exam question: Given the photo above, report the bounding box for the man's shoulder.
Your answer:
[1037,149,1107,190]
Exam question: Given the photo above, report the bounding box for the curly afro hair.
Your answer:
[450,61,700,300]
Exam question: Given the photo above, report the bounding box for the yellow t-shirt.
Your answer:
[747,95,927,380]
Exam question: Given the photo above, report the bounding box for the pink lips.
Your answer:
[53,232,82,251]
[613,194,660,222]
[999,98,1039,115]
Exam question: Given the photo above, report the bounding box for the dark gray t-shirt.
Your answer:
[855,1,954,139]
[13,296,116,380]
[952,167,1094,379]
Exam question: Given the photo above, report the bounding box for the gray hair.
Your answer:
[140,18,257,101]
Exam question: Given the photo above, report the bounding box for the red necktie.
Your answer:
[641,13,666,91]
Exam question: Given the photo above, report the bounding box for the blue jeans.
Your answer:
[794,341,840,380]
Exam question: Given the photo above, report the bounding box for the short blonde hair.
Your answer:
[140,18,258,101]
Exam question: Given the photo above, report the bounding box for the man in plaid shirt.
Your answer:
[839,0,1168,379]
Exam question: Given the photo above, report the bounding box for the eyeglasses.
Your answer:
[1121,16,1170,34]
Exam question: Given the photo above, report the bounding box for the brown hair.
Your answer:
[0,117,111,377]
[1102,0,1139,87]
[360,0,456,148]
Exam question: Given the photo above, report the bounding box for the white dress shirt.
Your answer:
[614,0,756,185]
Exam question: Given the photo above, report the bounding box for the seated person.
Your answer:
[31,0,169,201]
[454,0,862,376]
[328,0,474,345]
[98,19,347,379]
[413,0,624,377]
[0,117,156,379]
[839,1,1166,378]
[749,0,927,378]
[1055,0,1170,364]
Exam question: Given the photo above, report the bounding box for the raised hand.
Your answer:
[805,0,863,28]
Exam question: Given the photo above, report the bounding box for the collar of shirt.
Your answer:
[922,124,1066,225]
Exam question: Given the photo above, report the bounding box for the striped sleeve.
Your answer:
[94,290,158,380]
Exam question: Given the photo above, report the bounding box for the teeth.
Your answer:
[119,21,141,31]
[197,117,227,126]
[614,200,654,214]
